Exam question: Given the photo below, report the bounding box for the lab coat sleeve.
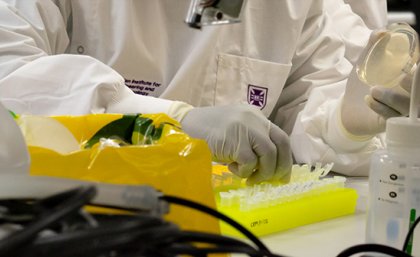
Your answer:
[282,5,385,176]
[290,81,385,176]
[324,0,373,64]
[343,0,388,30]
[0,0,189,120]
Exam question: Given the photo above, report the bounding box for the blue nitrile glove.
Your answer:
[180,104,292,184]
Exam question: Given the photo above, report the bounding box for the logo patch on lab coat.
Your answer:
[248,84,267,109]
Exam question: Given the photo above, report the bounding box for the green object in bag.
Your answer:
[83,114,179,149]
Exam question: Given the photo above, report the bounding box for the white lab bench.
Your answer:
[254,177,370,257]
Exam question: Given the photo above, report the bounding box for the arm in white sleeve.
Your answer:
[270,5,351,135]
[281,3,385,176]
[324,0,373,64]
[0,0,192,120]
[0,54,192,121]
[271,2,355,135]
[343,0,388,30]
[0,0,69,77]
[290,81,385,176]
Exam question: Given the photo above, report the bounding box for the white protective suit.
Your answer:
[344,0,388,30]
[0,0,383,176]
[325,0,386,64]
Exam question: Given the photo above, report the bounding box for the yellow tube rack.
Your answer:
[212,165,358,238]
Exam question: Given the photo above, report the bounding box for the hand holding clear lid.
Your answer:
[341,23,420,138]
[357,23,419,89]
[359,23,420,120]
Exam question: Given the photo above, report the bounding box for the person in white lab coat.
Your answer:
[0,0,404,180]
[302,0,411,176]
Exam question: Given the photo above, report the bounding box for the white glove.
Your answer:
[180,104,292,184]
[341,65,387,138]
[365,85,411,118]
[342,28,417,138]
[341,29,411,138]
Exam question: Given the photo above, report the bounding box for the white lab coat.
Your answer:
[325,0,376,64]
[0,0,383,175]
[344,0,388,29]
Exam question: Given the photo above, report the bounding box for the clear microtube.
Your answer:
[357,23,420,88]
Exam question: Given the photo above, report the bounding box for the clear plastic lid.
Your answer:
[357,23,420,88]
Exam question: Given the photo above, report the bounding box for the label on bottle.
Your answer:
[367,155,420,255]
[367,157,407,250]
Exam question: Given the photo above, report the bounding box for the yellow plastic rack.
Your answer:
[212,165,358,238]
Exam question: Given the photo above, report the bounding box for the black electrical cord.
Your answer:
[23,217,277,257]
[160,194,270,252]
[0,186,280,257]
[2,190,266,257]
[0,186,96,256]
[5,185,420,257]
[175,230,262,248]
[336,243,412,257]
[403,215,420,253]
[166,231,264,257]
[14,215,178,257]
[164,230,287,257]
[165,244,266,256]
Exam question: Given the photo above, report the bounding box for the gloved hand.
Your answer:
[341,29,414,138]
[180,104,292,184]
[365,81,411,119]
[341,66,386,138]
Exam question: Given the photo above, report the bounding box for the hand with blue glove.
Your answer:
[180,104,292,184]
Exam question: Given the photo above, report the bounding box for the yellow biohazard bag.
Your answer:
[20,113,219,234]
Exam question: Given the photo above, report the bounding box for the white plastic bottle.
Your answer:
[0,102,30,174]
[366,117,420,255]
[365,45,420,254]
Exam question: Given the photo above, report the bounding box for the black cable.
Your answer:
[16,215,176,257]
[0,186,276,257]
[166,244,259,256]
[175,230,261,248]
[165,244,284,257]
[175,230,286,256]
[165,230,290,257]
[166,230,261,257]
[403,215,420,253]
[0,200,37,224]
[336,243,413,257]
[160,194,270,252]
[0,186,96,256]
[12,185,420,257]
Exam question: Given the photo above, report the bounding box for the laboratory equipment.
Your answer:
[366,59,420,255]
[213,164,358,238]
[357,23,419,88]
[0,109,280,256]
[0,183,281,257]
[185,0,245,29]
